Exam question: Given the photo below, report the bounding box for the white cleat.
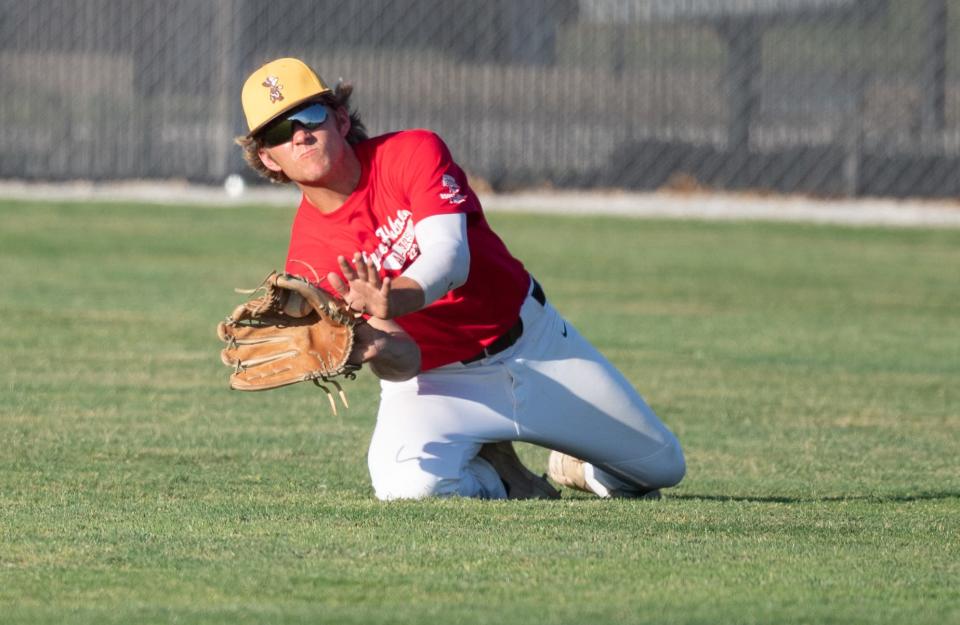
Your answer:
[547,451,661,499]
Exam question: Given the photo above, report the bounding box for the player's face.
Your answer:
[257,104,353,185]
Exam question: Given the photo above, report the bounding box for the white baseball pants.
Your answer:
[367,281,686,500]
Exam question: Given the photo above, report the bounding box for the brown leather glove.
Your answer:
[217,271,360,413]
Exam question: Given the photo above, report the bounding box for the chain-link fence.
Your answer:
[2,0,960,197]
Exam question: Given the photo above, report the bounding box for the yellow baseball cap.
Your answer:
[241,58,332,136]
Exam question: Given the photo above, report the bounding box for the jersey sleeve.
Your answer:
[394,130,481,221]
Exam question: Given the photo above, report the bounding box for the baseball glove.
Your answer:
[216,271,361,413]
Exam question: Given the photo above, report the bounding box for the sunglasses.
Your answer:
[259,102,329,147]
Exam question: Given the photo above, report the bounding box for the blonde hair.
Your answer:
[235,83,368,184]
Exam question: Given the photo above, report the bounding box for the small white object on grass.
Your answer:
[224,174,245,198]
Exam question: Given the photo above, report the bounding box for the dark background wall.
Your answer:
[2,0,959,198]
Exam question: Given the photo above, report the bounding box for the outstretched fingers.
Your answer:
[337,255,358,281]
[327,270,350,298]
[363,256,382,288]
[337,253,380,285]
[331,252,392,317]
[351,252,368,281]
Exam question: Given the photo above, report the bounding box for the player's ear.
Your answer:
[335,106,351,139]
[258,147,283,173]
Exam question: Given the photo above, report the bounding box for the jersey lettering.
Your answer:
[369,209,418,271]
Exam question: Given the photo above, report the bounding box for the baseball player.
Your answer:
[236,57,686,500]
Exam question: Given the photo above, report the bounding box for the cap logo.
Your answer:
[262,76,283,103]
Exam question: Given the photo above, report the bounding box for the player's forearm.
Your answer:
[384,275,427,318]
[399,213,469,312]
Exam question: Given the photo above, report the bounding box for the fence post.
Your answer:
[842,3,868,197]
[219,0,256,181]
[720,18,760,156]
[921,0,947,136]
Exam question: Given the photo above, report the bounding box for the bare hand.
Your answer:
[347,319,421,381]
[328,252,393,319]
[348,322,391,365]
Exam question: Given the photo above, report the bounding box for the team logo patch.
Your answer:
[262,76,284,103]
[439,174,466,205]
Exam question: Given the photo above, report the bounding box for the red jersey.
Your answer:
[285,130,529,371]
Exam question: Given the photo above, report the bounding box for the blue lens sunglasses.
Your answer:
[259,102,329,147]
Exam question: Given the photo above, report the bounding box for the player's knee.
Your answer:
[650,437,686,488]
[370,464,460,501]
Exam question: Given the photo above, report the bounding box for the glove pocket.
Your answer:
[219,324,312,391]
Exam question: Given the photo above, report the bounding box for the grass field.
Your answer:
[1,199,958,625]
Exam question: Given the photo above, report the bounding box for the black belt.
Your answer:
[462,278,546,364]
